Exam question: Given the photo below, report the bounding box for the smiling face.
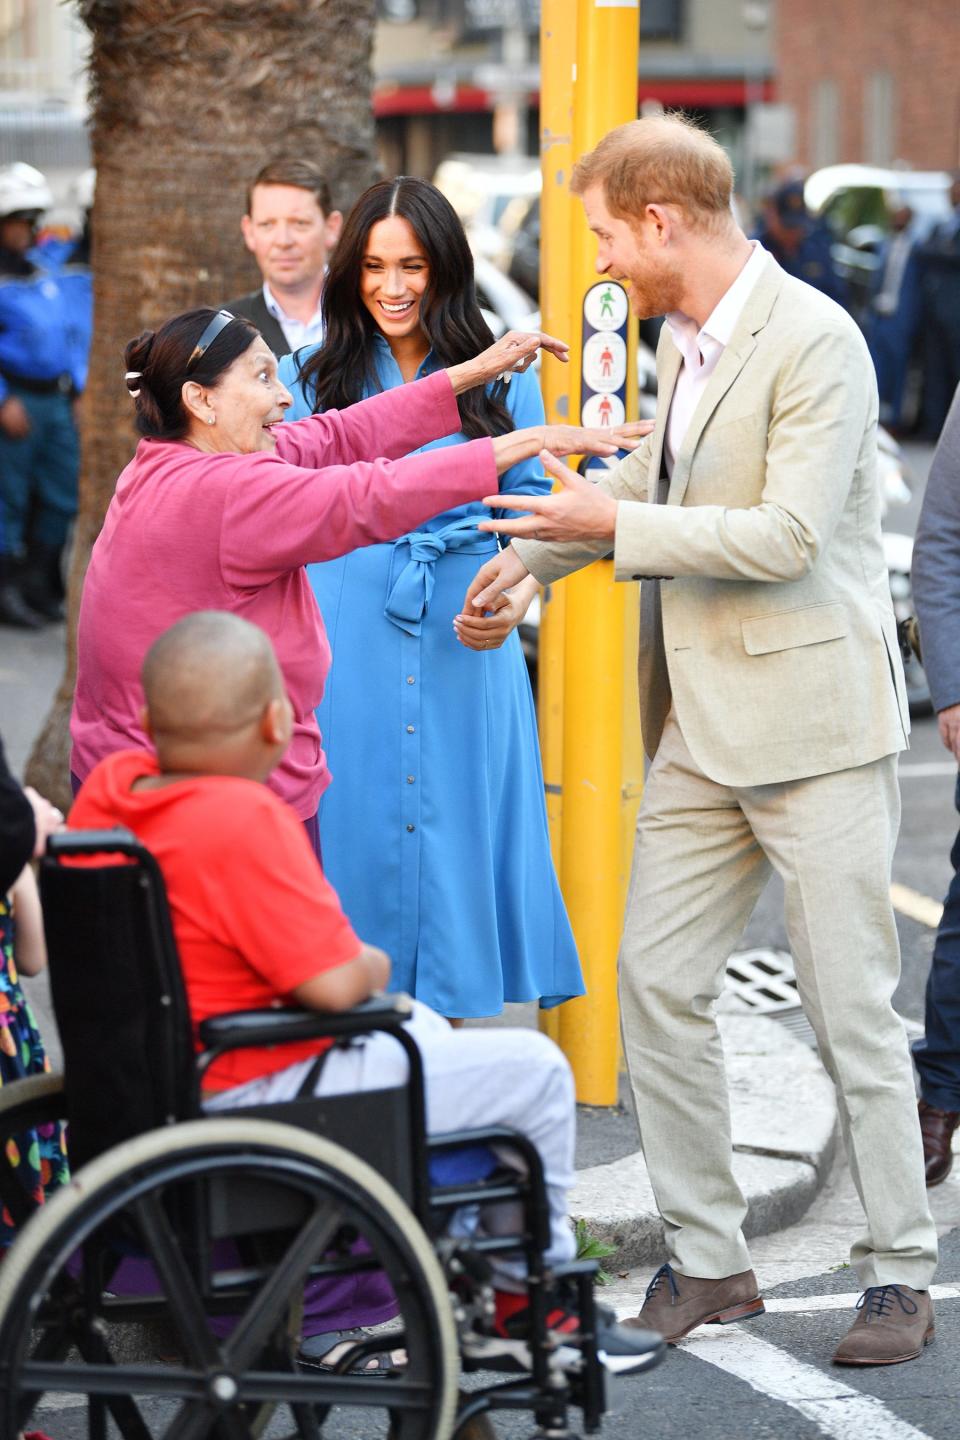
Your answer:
[359,216,431,348]
[185,339,292,454]
[241,183,341,297]
[581,183,685,319]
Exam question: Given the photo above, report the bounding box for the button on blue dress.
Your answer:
[278,339,584,1017]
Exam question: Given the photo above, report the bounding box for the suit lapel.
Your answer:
[667,255,785,507]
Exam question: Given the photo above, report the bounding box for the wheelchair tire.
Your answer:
[0,1116,459,1440]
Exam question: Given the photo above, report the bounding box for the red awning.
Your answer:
[374,76,774,118]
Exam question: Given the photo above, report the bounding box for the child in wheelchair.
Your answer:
[67,610,664,1381]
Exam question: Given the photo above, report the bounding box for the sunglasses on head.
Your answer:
[185,310,236,373]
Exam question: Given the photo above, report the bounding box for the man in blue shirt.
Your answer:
[919,173,960,441]
[0,163,83,627]
[753,177,847,307]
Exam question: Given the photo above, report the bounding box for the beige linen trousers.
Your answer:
[516,255,937,1287]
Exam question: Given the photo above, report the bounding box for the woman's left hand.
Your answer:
[453,582,535,651]
[446,330,569,395]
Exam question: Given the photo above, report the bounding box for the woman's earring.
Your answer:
[207,416,216,425]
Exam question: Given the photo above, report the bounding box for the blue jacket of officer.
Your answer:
[34,231,93,393]
[0,243,85,404]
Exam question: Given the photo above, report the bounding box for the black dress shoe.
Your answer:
[918,1099,960,1186]
[21,541,65,621]
[0,581,44,629]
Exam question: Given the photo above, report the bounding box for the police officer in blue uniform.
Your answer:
[919,172,960,442]
[753,177,847,307]
[0,163,84,627]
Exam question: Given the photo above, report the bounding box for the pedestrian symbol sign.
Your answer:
[582,391,626,428]
[584,281,628,333]
[580,280,630,434]
[583,331,627,393]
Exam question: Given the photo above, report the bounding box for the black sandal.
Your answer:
[298,1326,407,1375]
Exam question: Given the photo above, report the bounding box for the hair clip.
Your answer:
[124,370,142,397]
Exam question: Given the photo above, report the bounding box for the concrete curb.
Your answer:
[569,1012,838,1271]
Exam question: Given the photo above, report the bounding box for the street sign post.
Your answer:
[538,0,643,1104]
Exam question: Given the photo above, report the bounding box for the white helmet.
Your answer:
[0,162,53,220]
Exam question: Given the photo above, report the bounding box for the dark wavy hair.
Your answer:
[124,308,259,440]
[295,177,513,440]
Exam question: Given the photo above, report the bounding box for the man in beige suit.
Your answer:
[466,115,938,1366]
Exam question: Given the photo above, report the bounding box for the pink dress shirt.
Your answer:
[71,370,498,819]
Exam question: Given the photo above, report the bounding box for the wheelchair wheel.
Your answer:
[0,1117,458,1439]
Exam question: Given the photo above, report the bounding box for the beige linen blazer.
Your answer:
[516,255,909,787]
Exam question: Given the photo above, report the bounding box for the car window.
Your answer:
[822,187,887,236]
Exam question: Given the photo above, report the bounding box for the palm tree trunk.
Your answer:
[26,0,378,805]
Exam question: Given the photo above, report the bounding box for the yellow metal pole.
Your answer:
[554,0,641,1104]
[536,0,576,1046]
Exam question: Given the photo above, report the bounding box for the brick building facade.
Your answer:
[776,0,960,172]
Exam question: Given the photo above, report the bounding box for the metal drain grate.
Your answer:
[725,948,799,1012]
[724,948,818,1049]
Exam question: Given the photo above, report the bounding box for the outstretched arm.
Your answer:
[276,330,571,467]
[223,421,649,585]
[465,432,654,611]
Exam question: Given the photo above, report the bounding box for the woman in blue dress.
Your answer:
[279,177,585,1019]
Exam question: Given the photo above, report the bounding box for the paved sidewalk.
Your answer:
[569,1011,838,1271]
[475,1001,838,1269]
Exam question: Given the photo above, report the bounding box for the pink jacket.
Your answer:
[71,370,497,819]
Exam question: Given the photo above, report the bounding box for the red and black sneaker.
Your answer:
[463,1288,666,1376]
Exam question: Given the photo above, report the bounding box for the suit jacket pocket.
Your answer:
[741,602,848,656]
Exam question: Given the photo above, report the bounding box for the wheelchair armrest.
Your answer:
[198,992,414,1053]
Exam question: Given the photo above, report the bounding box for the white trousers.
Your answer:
[205,999,577,1273]
[619,709,937,1290]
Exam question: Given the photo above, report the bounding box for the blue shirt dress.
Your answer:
[278,337,584,1016]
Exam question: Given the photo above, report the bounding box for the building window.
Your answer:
[811,78,839,169]
[864,71,894,166]
[641,0,683,41]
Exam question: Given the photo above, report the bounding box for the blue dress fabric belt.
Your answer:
[384,517,499,635]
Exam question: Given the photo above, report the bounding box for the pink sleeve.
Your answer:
[274,369,462,467]
[220,439,498,585]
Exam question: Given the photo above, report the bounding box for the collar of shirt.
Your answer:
[662,240,768,475]
[262,282,325,350]
[371,331,437,385]
[665,239,768,370]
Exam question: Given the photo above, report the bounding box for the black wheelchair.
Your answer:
[0,830,641,1439]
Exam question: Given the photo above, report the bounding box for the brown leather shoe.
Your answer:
[623,1263,764,1344]
[833,1285,934,1365]
[918,1099,960,1186]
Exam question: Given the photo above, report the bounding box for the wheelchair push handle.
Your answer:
[46,826,143,859]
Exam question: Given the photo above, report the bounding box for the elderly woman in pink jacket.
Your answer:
[71,305,637,852]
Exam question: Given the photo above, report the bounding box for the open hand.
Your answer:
[478,451,618,545]
[542,419,652,458]
[449,330,570,394]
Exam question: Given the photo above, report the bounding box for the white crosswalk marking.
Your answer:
[675,1325,934,1439]
[763,1285,960,1313]
[890,881,944,929]
[897,762,957,778]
